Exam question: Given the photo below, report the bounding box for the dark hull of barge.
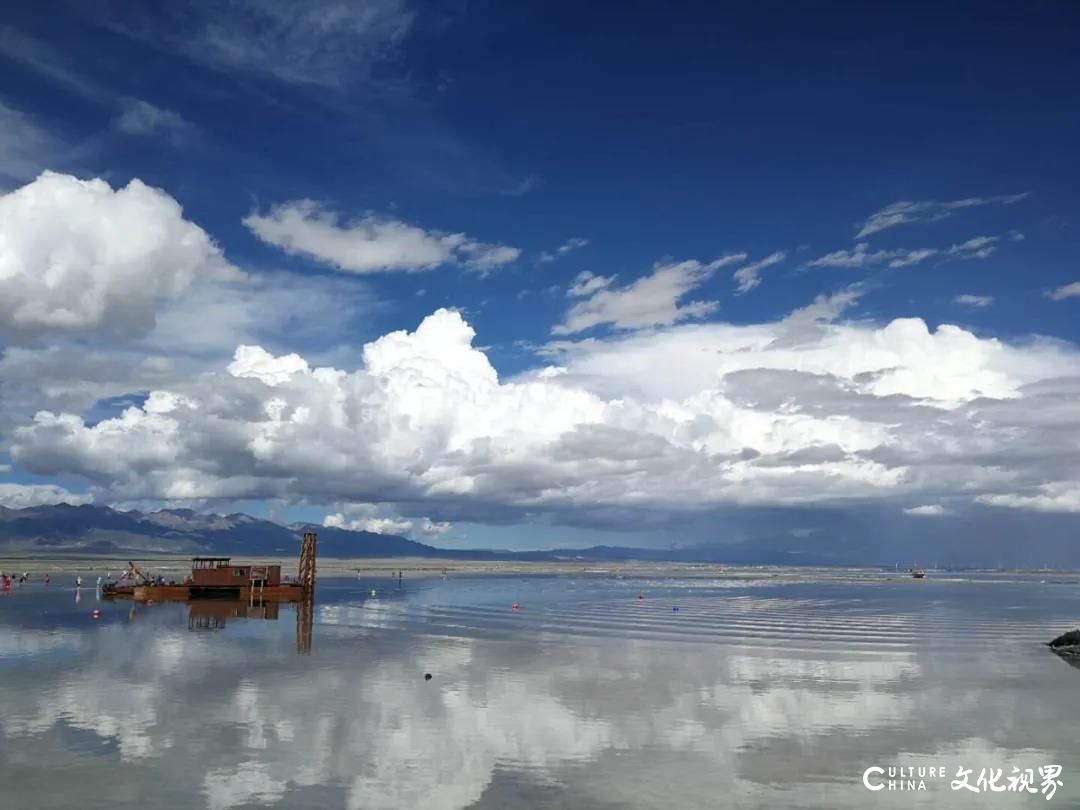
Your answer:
[101,582,310,602]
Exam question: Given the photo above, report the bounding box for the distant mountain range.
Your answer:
[0,503,843,564]
[0,503,489,560]
[2,502,1080,568]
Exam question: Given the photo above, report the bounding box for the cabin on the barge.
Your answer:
[190,557,282,588]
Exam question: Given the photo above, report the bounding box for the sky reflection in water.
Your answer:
[2,572,1080,809]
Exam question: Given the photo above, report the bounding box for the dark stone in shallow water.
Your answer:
[1048,629,1080,649]
[1048,629,1080,667]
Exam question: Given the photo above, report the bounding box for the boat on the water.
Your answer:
[101,533,317,603]
[911,569,925,579]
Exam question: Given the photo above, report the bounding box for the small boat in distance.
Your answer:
[911,568,926,579]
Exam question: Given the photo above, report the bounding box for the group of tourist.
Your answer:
[0,568,179,589]
[0,570,35,588]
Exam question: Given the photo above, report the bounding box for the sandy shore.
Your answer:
[3,557,1069,584]
[0,556,719,578]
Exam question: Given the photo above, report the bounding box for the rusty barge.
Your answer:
[101,531,318,603]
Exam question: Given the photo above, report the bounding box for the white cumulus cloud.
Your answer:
[0,172,238,343]
[10,305,1080,526]
[0,483,91,509]
[977,483,1080,514]
[421,518,452,536]
[324,512,414,535]
[322,502,450,537]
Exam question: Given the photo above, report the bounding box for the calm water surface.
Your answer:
[2,571,1079,809]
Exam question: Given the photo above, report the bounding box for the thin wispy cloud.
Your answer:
[811,234,1008,272]
[904,505,948,517]
[808,243,937,269]
[244,200,521,274]
[781,285,863,327]
[732,251,785,293]
[0,28,192,144]
[1046,281,1080,301]
[955,294,993,308]
[107,0,416,88]
[946,235,998,260]
[499,175,539,197]
[113,100,193,143]
[566,271,613,298]
[538,237,589,264]
[0,102,61,184]
[553,255,743,335]
[856,193,1030,238]
[770,284,864,346]
[0,26,114,104]
[887,248,938,268]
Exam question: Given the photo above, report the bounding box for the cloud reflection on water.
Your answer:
[0,577,1078,809]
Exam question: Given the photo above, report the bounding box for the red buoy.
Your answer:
[91,609,101,619]
[512,602,520,611]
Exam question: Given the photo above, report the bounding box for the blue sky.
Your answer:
[1,1,1079,552]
